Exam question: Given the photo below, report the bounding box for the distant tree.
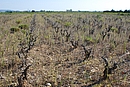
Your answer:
[119,10,123,12]
[103,10,110,12]
[6,10,13,13]
[124,9,128,13]
[23,11,30,13]
[70,9,72,12]
[31,10,35,12]
[66,9,72,12]
[111,9,115,12]
[40,10,45,12]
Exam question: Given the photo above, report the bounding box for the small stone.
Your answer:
[46,83,51,87]
[57,75,61,81]
[91,68,96,72]
[0,74,6,79]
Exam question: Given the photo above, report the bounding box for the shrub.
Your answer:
[64,22,72,28]
[111,27,118,33]
[84,36,95,45]
[16,20,21,24]
[18,24,29,30]
[21,30,26,34]
[10,27,20,33]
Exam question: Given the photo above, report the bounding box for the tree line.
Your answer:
[103,9,130,13]
[3,9,130,13]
